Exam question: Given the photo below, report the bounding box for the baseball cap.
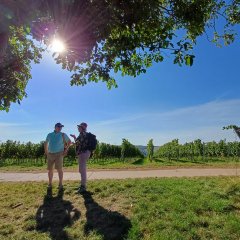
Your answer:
[55,122,64,128]
[77,122,88,129]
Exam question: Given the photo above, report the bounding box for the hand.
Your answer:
[70,134,76,140]
[63,149,68,157]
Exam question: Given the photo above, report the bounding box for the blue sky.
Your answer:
[0,36,239,146]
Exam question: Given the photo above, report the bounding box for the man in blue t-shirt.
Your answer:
[44,122,71,189]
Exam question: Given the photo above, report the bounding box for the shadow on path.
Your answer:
[82,191,132,240]
[36,188,80,240]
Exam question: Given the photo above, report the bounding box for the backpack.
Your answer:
[87,132,97,151]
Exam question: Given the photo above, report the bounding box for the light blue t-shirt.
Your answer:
[46,131,70,153]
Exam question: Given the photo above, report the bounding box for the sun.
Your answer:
[50,39,65,53]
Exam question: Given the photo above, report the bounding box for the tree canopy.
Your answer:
[0,0,239,111]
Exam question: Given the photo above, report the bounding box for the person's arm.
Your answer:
[66,139,71,149]
[63,134,72,155]
[44,141,48,155]
[70,134,77,141]
[44,134,49,155]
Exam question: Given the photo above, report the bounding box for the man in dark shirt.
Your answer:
[70,122,91,193]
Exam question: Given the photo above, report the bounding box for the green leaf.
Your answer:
[185,55,195,66]
[25,26,31,34]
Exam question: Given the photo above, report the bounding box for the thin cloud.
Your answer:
[91,99,240,145]
[0,99,239,145]
[0,122,31,127]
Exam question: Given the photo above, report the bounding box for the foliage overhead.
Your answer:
[223,125,239,130]
[223,125,240,139]
[0,0,239,111]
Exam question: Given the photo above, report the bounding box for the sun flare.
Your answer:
[51,39,65,53]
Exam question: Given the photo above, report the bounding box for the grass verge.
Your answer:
[1,177,240,239]
[0,157,240,172]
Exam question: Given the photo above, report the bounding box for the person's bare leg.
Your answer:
[48,169,53,186]
[57,169,63,187]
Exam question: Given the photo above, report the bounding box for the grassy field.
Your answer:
[1,177,240,239]
[0,157,240,172]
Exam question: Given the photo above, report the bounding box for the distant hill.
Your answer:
[135,145,160,156]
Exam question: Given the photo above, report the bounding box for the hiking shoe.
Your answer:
[47,185,52,197]
[77,185,86,194]
[57,185,64,190]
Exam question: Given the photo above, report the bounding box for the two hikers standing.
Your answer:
[44,122,94,193]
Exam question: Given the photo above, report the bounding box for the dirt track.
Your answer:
[1,168,240,182]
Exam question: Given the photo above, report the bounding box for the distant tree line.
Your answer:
[1,137,240,166]
[155,139,240,160]
[0,139,143,166]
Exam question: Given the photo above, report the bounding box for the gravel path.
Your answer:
[0,168,240,182]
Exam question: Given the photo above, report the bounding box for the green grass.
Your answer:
[1,177,240,239]
[0,157,240,172]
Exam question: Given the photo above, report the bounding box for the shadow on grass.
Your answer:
[154,158,208,165]
[132,158,144,165]
[154,158,165,163]
[36,188,80,240]
[173,159,205,164]
[82,191,132,240]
